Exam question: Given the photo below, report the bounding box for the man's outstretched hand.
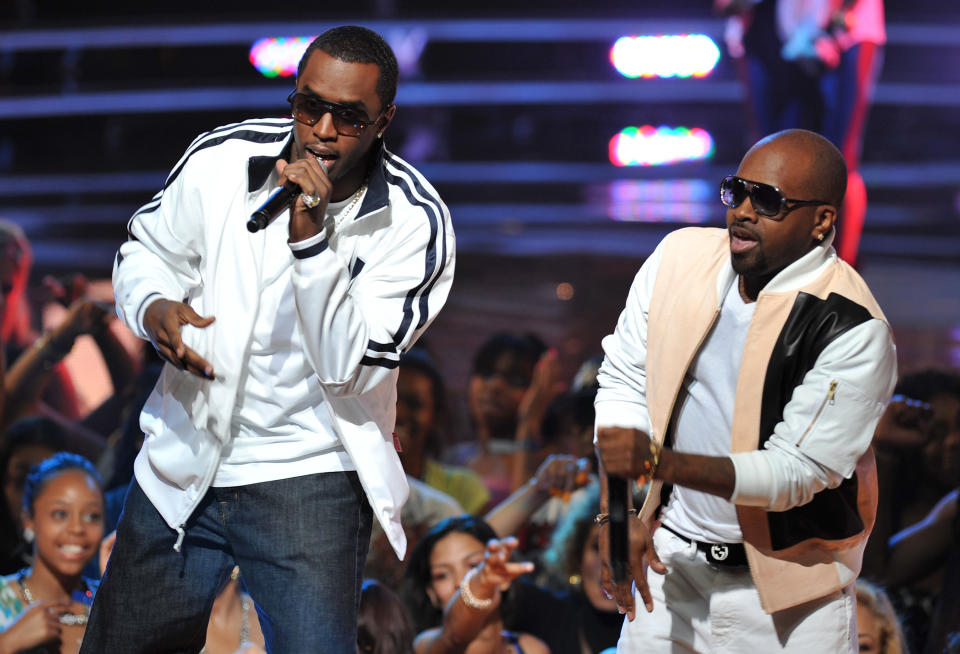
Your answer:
[143,299,215,379]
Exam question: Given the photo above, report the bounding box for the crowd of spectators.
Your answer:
[0,226,955,653]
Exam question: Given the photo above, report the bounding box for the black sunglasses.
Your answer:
[287,91,388,137]
[720,175,829,219]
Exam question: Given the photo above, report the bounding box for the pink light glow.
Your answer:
[609,126,714,167]
[249,37,313,78]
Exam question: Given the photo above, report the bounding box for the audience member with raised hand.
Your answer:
[869,370,960,545]
[0,221,137,434]
[0,453,104,654]
[38,273,139,437]
[484,453,591,542]
[504,387,600,549]
[883,486,959,653]
[0,220,76,423]
[509,345,562,492]
[402,516,549,654]
[453,333,560,505]
[863,369,960,647]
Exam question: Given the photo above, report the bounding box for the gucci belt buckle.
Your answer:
[709,543,729,562]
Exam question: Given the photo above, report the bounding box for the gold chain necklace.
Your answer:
[343,183,366,216]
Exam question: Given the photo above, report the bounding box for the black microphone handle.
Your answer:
[247,184,300,233]
[608,475,630,583]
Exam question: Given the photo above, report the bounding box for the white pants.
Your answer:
[617,527,856,653]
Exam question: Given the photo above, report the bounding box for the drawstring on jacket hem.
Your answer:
[173,526,186,552]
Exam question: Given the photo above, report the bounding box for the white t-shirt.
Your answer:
[213,192,366,487]
[658,279,756,543]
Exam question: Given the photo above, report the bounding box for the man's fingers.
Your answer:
[145,302,214,375]
[612,578,635,619]
[634,570,654,615]
[598,554,617,601]
[151,339,182,369]
[181,305,216,328]
[154,318,187,359]
[180,346,215,379]
[154,333,214,379]
[646,546,667,575]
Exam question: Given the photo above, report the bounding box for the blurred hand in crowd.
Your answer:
[874,394,934,448]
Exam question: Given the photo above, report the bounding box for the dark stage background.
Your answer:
[1,0,958,400]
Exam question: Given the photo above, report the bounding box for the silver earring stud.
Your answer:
[22,527,34,543]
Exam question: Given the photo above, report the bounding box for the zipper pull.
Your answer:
[827,380,838,405]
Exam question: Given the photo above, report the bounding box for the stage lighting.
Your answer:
[249,37,312,78]
[609,126,714,167]
[250,31,427,78]
[610,34,720,79]
[603,179,714,224]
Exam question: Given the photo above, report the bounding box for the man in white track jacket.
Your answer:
[82,26,454,653]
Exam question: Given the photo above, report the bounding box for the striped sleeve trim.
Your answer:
[363,153,448,366]
[362,340,401,368]
[134,291,165,334]
[360,355,400,369]
[126,120,291,236]
[291,238,329,260]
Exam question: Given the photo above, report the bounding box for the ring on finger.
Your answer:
[301,192,322,209]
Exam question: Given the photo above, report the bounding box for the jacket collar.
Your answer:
[246,133,390,221]
[716,228,838,302]
[763,227,837,294]
[247,136,291,193]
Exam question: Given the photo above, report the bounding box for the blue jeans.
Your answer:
[80,472,372,653]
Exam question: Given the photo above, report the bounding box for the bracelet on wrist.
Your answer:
[594,509,637,526]
[637,440,662,485]
[459,568,495,610]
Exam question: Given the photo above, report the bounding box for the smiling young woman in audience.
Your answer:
[0,453,104,654]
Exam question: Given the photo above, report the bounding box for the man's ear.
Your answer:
[813,204,838,240]
[375,104,397,138]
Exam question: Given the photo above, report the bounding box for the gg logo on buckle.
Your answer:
[710,544,729,561]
